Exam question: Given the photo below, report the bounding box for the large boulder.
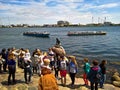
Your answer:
[113,81,120,87]
[112,72,120,87]
[112,75,120,81]
[113,72,119,76]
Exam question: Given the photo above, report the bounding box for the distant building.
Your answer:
[57,20,70,26]
[104,22,112,26]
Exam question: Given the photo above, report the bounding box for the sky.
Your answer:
[0,0,120,25]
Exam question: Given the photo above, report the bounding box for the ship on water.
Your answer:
[23,31,50,37]
[67,31,106,36]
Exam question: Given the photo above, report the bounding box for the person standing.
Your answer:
[87,60,101,90]
[68,55,78,87]
[23,49,32,84]
[54,55,60,79]
[83,58,90,86]
[48,48,55,70]
[32,49,41,74]
[99,60,107,88]
[59,56,68,86]
[1,48,7,72]
[7,52,16,85]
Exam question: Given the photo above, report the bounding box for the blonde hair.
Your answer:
[69,55,78,66]
[43,59,50,66]
[43,52,48,56]
[25,49,29,53]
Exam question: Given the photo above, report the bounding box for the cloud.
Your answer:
[95,3,119,9]
[0,0,120,25]
[77,3,119,11]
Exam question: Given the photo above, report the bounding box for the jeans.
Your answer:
[8,65,16,83]
[100,74,106,88]
[24,67,32,82]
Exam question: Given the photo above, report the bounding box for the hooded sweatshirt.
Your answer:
[87,66,101,83]
[38,67,58,90]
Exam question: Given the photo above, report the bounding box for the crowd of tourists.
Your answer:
[0,39,107,90]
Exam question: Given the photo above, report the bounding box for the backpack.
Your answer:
[96,70,102,80]
[87,67,102,82]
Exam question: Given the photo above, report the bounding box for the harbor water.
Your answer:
[0,26,120,62]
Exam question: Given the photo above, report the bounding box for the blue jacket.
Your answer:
[68,62,78,73]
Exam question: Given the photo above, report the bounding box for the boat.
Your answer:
[67,31,106,36]
[23,31,50,37]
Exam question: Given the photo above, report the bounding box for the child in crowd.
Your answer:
[83,58,90,86]
[87,60,101,90]
[68,55,78,87]
[23,49,32,84]
[59,56,68,86]
[99,60,107,88]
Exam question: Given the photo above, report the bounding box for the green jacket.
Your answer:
[83,62,90,74]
